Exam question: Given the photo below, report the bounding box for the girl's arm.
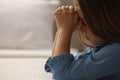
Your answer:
[52,28,73,57]
[51,6,76,57]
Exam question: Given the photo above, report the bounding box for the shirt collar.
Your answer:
[93,40,113,52]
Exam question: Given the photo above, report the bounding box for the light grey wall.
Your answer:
[0,0,60,50]
[60,0,73,5]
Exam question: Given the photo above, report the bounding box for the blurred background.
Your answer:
[0,0,84,80]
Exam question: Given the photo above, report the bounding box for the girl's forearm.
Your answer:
[52,30,59,56]
[52,29,73,57]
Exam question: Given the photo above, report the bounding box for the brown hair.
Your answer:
[78,0,120,40]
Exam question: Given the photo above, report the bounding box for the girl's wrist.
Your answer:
[57,27,74,33]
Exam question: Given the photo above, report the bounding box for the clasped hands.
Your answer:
[53,6,82,32]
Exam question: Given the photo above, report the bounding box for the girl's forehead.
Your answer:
[73,0,77,2]
[73,0,84,19]
[74,0,78,2]
[73,0,79,5]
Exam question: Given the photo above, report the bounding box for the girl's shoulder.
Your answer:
[92,40,120,61]
[100,40,120,53]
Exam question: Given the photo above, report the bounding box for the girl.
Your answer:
[45,0,120,80]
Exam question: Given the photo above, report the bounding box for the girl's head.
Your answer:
[74,0,120,47]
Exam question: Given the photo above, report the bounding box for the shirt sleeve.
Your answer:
[44,53,74,73]
[44,47,120,80]
[44,47,91,73]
